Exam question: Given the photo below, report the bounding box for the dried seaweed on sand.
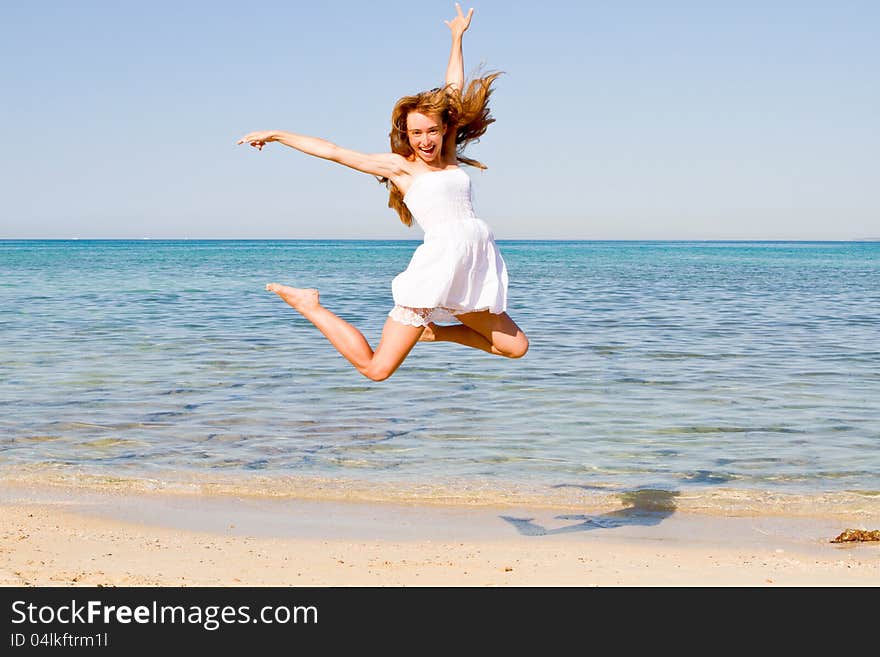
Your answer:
[830,529,880,543]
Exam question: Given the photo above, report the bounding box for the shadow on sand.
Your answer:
[501,488,679,537]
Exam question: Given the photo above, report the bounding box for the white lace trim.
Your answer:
[388,305,461,327]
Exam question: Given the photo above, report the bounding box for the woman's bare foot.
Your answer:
[266,283,320,312]
[418,322,439,342]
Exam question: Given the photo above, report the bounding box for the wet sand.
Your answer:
[2,483,878,586]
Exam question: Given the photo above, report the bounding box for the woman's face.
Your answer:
[406,111,447,165]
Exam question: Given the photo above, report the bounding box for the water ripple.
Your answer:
[2,239,878,497]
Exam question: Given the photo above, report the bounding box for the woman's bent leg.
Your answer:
[422,322,502,355]
[267,284,423,381]
[453,310,529,358]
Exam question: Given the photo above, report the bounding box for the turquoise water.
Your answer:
[1,240,878,507]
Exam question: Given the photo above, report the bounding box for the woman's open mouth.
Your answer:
[419,145,436,157]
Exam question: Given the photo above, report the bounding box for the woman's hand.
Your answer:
[237,130,278,151]
[444,3,473,39]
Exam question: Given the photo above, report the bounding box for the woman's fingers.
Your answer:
[237,133,267,149]
[455,3,473,21]
[446,3,473,31]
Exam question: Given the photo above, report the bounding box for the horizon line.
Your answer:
[1,237,878,243]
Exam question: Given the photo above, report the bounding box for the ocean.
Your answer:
[1,239,878,513]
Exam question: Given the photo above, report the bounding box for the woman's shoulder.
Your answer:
[375,152,410,176]
[391,157,434,189]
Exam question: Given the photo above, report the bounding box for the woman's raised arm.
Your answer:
[237,130,406,179]
[444,3,473,94]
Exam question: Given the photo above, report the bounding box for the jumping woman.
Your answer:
[238,3,528,381]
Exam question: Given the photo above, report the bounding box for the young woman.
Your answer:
[238,4,528,381]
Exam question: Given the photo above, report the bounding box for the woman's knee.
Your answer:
[360,361,397,381]
[502,334,529,359]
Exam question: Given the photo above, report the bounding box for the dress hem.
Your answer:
[388,304,504,327]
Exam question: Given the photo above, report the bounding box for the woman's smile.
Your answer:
[406,111,446,164]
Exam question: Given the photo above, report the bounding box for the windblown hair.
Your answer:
[379,72,502,226]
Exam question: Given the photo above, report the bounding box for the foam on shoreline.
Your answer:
[2,464,878,521]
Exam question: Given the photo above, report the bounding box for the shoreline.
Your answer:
[2,481,878,586]
[2,466,879,517]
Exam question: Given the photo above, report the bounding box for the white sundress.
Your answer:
[388,167,509,327]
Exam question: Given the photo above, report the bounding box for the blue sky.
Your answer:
[1,1,877,239]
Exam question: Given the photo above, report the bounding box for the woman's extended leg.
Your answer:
[266,284,423,381]
[421,310,529,358]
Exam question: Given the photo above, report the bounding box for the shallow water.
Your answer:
[1,239,878,510]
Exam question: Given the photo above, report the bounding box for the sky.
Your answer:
[1,0,877,240]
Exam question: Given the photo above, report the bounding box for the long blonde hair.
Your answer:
[380,72,502,226]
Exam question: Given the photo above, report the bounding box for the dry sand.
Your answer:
[2,484,878,587]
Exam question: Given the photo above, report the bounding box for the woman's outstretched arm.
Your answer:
[237,130,405,179]
[444,3,473,94]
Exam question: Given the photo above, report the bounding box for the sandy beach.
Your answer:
[2,482,878,587]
